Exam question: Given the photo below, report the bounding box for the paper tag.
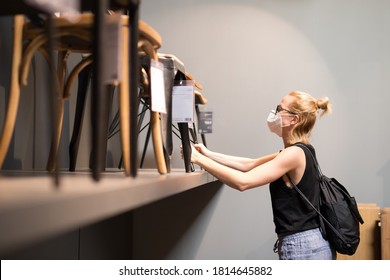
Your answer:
[150,60,166,113]
[172,81,194,123]
[103,14,123,84]
[198,111,213,134]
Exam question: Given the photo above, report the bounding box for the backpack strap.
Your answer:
[286,173,349,243]
[293,142,323,177]
[293,143,364,224]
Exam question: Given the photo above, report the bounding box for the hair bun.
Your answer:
[316,97,332,116]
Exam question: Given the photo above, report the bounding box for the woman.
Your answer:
[188,91,335,260]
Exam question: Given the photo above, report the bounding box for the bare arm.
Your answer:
[191,146,304,192]
[194,144,279,172]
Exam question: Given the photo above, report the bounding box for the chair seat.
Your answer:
[23,13,161,52]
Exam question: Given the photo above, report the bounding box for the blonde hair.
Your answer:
[287,91,331,144]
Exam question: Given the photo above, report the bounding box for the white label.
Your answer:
[172,83,194,123]
[150,60,166,113]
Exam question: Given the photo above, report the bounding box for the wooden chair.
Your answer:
[67,16,168,174]
[136,23,167,174]
[136,53,207,173]
[0,15,24,171]
[0,13,167,175]
[62,15,167,174]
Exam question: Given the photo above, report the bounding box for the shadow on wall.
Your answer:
[132,181,223,259]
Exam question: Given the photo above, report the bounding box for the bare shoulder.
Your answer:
[276,145,305,167]
[279,145,304,157]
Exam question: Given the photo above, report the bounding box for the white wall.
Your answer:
[139,0,390,259]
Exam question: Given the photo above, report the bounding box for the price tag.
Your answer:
[172,81,194,123]
[150,60,166,113]
[198,111,213,134]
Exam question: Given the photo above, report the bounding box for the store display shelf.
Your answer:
[0,169,216,254]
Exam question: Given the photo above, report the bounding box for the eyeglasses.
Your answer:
[275,105,296,115]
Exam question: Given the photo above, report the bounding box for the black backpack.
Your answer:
[288,143,364,255]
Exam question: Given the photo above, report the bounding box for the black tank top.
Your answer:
[269,143,320,235]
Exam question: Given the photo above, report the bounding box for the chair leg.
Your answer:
[138,41,167,175]
[139,123,151,168]
[69,64,92,171]
[160,60,174,173]
[46,50,68,172]
[119,25,130,175]
[133,100,148,169]
[63,56,93,99]
[0,15,24,168]
[178,122,193,173]
[20,34,48,86]
[151,111,167,174]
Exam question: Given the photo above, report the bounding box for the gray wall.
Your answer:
[139,0,390,259]
[1,0,389,259]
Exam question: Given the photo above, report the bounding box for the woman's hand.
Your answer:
[193,143,209,156]
[180,143,208,165]
[190,144,203,165]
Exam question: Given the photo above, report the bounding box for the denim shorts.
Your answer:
[275,228,336,260]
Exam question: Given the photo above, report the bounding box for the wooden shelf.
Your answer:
[0,169,216,254]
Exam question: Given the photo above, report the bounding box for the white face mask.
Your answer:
[267,111,283,137]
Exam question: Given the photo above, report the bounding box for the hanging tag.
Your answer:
[103,14,123,84]
[150,60,166,113]
[198,110,213,134]
[172,80,195,123]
